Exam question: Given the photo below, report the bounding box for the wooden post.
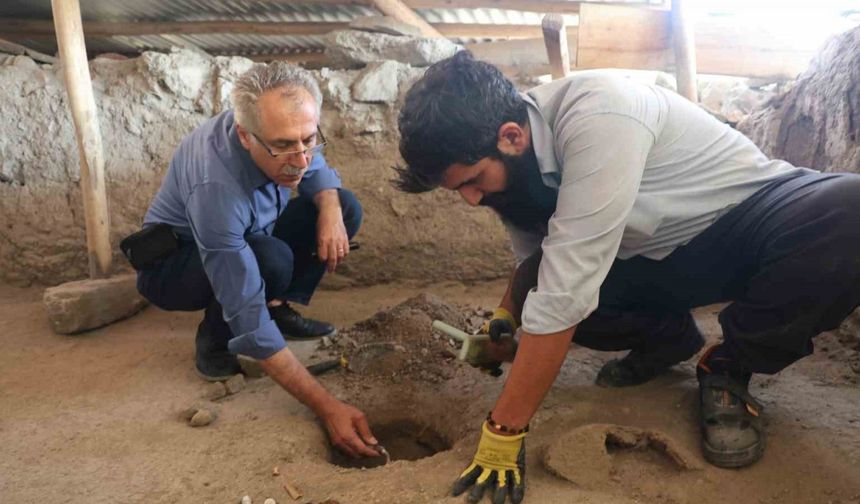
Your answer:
[541,14,570,80]
[370,0,444,38]
[52,0,112,278]
[671,0,698,102]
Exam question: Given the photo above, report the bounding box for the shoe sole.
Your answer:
[194,366,241,383]
[702,435,765,468]
[282,327,337,341]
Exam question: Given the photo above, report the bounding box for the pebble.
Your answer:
[225,374,246,395]
[189,409,215,427]
[241,496,252,504]
[204,381,228,400]
[263,499,276,504]
[320,336,333,348]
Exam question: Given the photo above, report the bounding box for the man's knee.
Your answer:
[337,189,363,237]
[247,234,295,298]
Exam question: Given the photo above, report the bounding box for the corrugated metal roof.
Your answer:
[0,0,655,57]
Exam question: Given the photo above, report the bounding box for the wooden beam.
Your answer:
[0,18,576,41]
[541,14,570,79]
[371,0,443,38]
[406,0,581,14]
[0,19,351,38]
[0,37,57,63]
[51,0,112,278]
[466,36,577,76]
[671,0,697,101]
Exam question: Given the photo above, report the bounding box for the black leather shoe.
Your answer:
[596,329,704,387]
[195,320,242,382]
[269,303,337,340]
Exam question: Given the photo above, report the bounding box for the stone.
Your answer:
[204,381,228,400]
[240,496,252,504]
[352,60,400,103]
[325,30,461,69]
[263,499,276,504]
[42,274,148,334]
[224,373,246,395]
[320,336,333,349]
[189,409,215,427]
[349,15,423,37]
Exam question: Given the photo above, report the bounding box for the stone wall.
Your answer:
[0,46,511,287]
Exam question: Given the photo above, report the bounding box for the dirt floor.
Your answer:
[1,279,859,504]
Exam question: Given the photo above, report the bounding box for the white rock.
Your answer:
[352,60,401,103]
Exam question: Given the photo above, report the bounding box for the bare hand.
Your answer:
[320,400,379,458]
[317,207,349,273]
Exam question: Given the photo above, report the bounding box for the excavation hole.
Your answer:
[329,419,451,469]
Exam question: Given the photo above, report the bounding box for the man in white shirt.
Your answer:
[395,51,860,503]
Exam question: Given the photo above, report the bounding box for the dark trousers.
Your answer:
[137,189,363,349]
[510,172,860,375]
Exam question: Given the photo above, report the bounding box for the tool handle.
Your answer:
[306,359,343,376]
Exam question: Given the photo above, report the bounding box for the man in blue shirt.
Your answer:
[136,62,379,458]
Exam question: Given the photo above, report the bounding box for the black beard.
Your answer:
[479,146,558,233]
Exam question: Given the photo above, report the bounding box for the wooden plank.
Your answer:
[371,0,443,37]
[0,37,57,63]
[541,13,570,79]
[438,23,577,39]
[575,3,814,80]
[577,3,671,70]
[670,0,697,101]
[0,18,573,41]
[406,0,581,14]
[466,36,577,76]
[51,0,112,278]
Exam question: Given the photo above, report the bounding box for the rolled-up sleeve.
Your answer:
[520,113,655,334]
[298,153,342,199]
[186,182,286,359]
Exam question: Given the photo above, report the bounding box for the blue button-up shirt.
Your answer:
[143,110,342,359]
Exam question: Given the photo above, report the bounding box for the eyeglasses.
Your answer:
[251,126,327,159]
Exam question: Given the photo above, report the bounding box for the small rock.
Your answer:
[189,409,215,427]
[241,496,252,504]
[263,499,276,504]
[179,407,199,422]
[320,336,333,348]
[225,374,245,395]
[204,381,228,400]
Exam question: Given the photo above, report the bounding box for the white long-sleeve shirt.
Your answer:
[515,72,812,335]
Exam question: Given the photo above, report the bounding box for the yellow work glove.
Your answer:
[452,421,526,504]
[480,307,518,342]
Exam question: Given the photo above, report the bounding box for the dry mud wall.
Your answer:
[0,48,511,286]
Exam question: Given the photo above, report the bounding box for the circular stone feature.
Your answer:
[330,419,451,469]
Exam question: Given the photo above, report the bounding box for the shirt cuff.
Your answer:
[520,289,598,335]
[227,319,287,360]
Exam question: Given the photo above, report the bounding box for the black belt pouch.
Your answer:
[120,223,179,271]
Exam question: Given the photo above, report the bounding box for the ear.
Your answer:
[496,122,530,156]
[236,123,253,151]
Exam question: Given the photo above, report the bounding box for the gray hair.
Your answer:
[230,61,323,133]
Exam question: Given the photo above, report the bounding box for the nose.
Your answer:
[288,152,310,170]
[458,186,483,206]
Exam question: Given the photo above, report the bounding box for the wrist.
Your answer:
[486,411,529,436]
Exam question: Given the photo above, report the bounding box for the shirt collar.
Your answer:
[520,92,561,188]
